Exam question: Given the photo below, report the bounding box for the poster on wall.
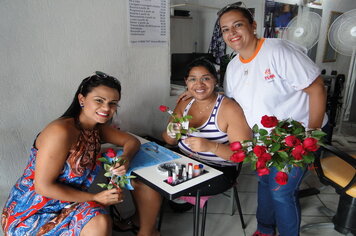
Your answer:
[128,0,169,46]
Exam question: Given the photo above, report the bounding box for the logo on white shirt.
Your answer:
[264,68,275,82]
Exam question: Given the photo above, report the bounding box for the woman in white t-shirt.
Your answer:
[179,3,327,236]
[218,3,327,236]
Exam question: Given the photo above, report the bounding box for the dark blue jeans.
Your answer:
[256,166,307,236]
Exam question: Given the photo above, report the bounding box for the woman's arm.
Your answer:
[184,99,252,160]
[100,125,141,175]
[213,99,252,160]
[34,121,122,205]
[303,76,327,129]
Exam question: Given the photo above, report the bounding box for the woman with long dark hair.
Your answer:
[2,72,161,236]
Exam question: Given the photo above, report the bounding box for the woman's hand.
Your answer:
[110,158,129,176]
[184,137,215,153]
[166,122,182,139]
[176,90,193,103]
[93,188,123,206]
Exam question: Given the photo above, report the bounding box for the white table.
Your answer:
[102,135,223,236]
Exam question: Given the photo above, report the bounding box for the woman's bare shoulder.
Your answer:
[221,96,243,111]
[38,118,78,143]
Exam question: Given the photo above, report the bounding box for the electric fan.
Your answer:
[328,9,356,142]
[283,9,321,50]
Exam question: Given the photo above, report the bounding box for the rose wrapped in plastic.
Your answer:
[97,148,136,189]
[159,105,198,140]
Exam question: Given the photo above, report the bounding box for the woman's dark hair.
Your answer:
[218,2,254,24]
[61,71,121,118]
[184,57,218,81]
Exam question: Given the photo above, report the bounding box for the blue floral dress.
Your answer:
[1,127,107,236]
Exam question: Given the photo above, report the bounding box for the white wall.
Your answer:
[0,0,171,210]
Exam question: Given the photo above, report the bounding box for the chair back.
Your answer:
[314,145,356,197]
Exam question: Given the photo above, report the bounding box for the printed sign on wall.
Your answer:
[128,0,169,46]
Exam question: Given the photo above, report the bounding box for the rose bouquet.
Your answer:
[97,148,136,189]
[159,105,198,140]
[229,115,326,185]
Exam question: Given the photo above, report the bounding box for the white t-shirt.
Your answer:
[224,38,328,128]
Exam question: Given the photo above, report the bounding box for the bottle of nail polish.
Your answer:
[193,165,200,177]
[167,170,173,184]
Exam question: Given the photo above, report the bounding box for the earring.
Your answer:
[254,29,257,35]
[80,103,84,108]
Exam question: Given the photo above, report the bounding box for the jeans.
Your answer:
[256,166,306,236]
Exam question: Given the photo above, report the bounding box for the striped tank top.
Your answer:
[178,94,235,166]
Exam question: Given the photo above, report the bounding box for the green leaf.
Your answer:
[312,130,327,138]
[259,129,268,136]
[303,154,315,164]
[270,143,281,152]
[175,133,182,140]
[183,115,193,120]
[107,184,114,190]
[292,127,303,135]
[277,151,289,160]
[104,164,111,171]
[97,183,107,188]
[104,172,112,177]
[119,182,125,188]
[275,127,283,135]
[127,175,136,179]
[252,124,259,133]
[98,157,109,163]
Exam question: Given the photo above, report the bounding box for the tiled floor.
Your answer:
[113,165,346,236]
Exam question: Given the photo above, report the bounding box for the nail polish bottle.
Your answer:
[188,164,193,179]
[172,171,177,184]
[193,165,200,177]
[182,166,187,181]
[167,170,173,184]
[199,164,204,174]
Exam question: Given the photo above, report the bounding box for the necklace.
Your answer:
[195,95,216,114]
[244,68,248,75]
[241,38,259,77]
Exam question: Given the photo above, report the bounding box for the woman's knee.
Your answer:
[81,214,112,235]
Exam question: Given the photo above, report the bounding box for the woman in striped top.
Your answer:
[162,58,251,195]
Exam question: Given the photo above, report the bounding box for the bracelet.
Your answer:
[306,128,322,131]
[213,143,219,153]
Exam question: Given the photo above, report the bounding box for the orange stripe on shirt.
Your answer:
[240,38,265,64]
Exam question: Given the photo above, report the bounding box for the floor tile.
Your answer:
[300,216,344,236]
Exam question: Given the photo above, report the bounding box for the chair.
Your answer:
[301,144,356,235]
[157,162,246,236]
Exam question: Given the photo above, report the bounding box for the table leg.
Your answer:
[194,190,201,236]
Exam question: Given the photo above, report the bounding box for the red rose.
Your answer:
[257,167,270,176]
[256,159,266,169]
[261,115,278,128]
[230,150,246,163]
[275,171,288,185]
[159,105,169,112]
[291,145,306,160]
[260,152,272,162]
[253,145,267,157]
[303,137,319,152]
[230,141,243,151]
[285,135,301,147]
[106,152,116,158]
[106,148,116,158]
